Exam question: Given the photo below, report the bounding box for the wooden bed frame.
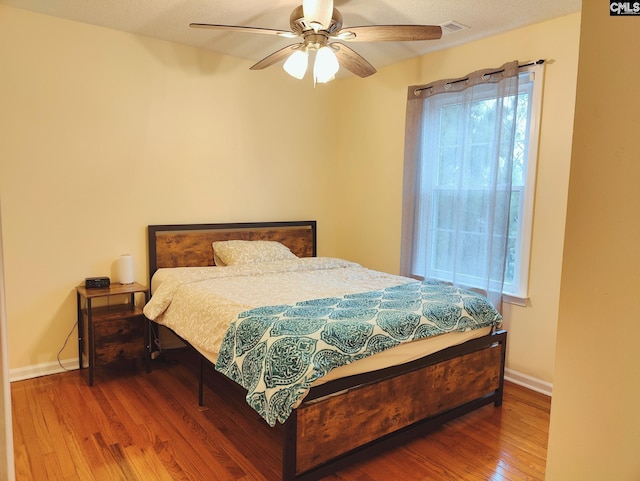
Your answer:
[147,220,507,481]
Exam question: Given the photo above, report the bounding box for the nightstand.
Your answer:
[76,282,150,386]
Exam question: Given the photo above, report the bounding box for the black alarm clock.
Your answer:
[85,276,110,288]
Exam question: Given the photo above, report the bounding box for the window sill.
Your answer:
[503,294,528,307]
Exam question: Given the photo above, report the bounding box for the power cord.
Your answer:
[57,319,78,372]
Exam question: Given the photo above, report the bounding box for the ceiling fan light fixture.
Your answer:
[283,49,309,79]
[313,46,339,84]
[191,1,441,82]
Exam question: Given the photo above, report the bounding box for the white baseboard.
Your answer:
[9,329,189,383]
[10,355,553,399]
[9,340,186,383]
[504,368,552,397]
[10,358,79,383]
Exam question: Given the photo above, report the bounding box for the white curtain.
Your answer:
[400,61,520,310]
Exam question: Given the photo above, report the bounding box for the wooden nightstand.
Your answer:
[76,282,150,386]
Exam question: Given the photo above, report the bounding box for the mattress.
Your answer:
[145,258,496,386]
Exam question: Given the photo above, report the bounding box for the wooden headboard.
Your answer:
[147,220,317,281]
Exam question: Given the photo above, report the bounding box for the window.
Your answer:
[401,62,543,304]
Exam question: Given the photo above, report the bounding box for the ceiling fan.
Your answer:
[190,0,442,83]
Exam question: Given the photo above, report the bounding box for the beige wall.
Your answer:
[0,5,339,371]
[546,3,640,480]
[0,2,580,398]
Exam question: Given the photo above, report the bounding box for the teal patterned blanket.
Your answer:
[215,280,502,426]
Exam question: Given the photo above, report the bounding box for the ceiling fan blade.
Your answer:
[190,23,296,38]
[250,44,303,70]
[331,43,376,78]
[338,25,442,42]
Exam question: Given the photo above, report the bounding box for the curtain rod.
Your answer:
[414,59,545,95]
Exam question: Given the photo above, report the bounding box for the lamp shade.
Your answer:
[313,46,339,83]
[283,49,309,79]
[303,0,333,30]
[117,254,134,284]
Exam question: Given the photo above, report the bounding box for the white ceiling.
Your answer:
[3,0,581,76]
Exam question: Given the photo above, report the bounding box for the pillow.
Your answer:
[212,240,297,266]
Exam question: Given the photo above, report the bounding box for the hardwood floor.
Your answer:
[11,350,550,481]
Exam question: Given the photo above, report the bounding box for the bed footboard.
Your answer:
[283,330,507,481]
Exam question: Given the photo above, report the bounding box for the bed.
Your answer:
[144,220,507,481]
